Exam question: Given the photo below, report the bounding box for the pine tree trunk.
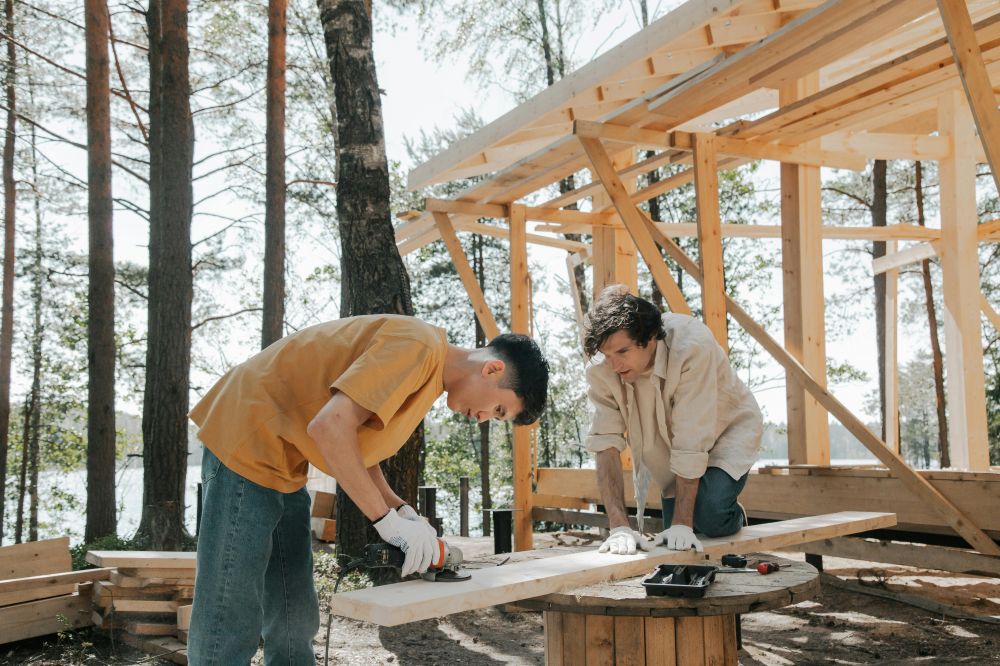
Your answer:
[15,396,28,543]
[27,390,38,541]
[915,161,949,467]
[316,0,422,563]
[86,0,117,543]
[262,0,287,349]
[138,0,193,550]
[872,160,888,441]
[0,0,17,546]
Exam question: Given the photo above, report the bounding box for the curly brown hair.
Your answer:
[582,285,665,358]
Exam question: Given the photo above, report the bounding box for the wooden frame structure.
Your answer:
[398,0,1000,557]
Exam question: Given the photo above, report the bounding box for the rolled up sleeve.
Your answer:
[669,340,718,479]
[585,369,627,454]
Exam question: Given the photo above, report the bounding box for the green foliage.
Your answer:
[70,534,146,571]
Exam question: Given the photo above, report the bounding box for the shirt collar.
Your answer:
[651,338,669,380]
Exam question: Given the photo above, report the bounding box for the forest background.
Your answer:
[0,0,998,554]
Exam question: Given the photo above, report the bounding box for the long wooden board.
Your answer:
[0,586,93,645]
[328,511,895,626]
[86,551,196,569]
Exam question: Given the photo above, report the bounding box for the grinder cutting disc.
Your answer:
[421,568,472,582]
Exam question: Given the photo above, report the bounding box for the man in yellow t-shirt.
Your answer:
[186,314,548,666]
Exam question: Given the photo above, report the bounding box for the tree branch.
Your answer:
[193,307,262,331]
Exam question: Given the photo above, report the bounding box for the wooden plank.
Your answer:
[126,620,179,636]
[675,616,706,666]
[981,294,1000,332]
[510,204,533,552]
[579,136,691,316]
[545,612,564,666]
[311,517,337,542]
[0,536,71,580]
[585,615,615,666]
[645,616,677,666]
[110,598,179,614]
[86,551,196,569]
[614,616,645,666]
[0,589,92,645]
[672,130,866,170]
[118,567,198,579]
[309,489,336,519]
[118,633,189,665]
[0,566,111,607]
[177,604,192,631]
[110,571,195,588]
[702,615,727,666]
[872,241,937,274]
[821,132,950,161]
[639,214,1000,555]
[938,0,1000,196]
[328,511,895,626]
[535,221,942,242]
[431,211,501,340]
[693,132,728,351]
[93,580,181,605]
[563,612,586,665]
[785,536,1000,576]
[721,615,738,665]
[938,90,991,471]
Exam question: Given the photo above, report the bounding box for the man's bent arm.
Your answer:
[368,464,406,510]
[596,448,630,529]
[307,392,389,521]
[670,475,699,528]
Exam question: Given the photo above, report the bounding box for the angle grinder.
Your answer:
[363,540,471,582]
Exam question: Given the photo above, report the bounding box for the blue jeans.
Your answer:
[660,467,748,538]
[188,447,320,666]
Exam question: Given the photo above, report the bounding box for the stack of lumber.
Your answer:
[86,550,194,657]
[0,537,111,645]
[310,489,337,542]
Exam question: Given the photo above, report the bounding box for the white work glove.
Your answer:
[373,508,438,577]
[598,526,652,555]
[397,503,438,540]
[652,524,704,552]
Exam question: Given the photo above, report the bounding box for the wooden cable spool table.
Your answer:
[509,554,819,666]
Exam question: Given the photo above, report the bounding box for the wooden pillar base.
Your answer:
[544,610,738,666]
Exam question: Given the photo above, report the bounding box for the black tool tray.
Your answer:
[642,564,718,598]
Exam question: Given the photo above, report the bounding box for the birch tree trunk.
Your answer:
[139,0,194,550]
[316,0,422,562]
[262,0,288,349]
[86,0,117,542]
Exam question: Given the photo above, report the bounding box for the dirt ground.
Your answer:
[3,533,998,665]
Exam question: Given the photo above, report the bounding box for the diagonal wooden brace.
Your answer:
[578,136,691,316]
[432,211,501,339]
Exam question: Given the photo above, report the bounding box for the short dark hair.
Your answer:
[583,285,665,358]
[487,333,549,426]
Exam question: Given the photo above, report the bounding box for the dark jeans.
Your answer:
[188,446,320,665]
[660,466,748,538]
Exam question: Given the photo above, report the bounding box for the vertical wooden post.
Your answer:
[937,90,990,470]
[459,476,469,537]
[509,203,534,550]
[591,224,617,301]
[780,75,830,465]
[693,132,728,352]
[884,240,900,454]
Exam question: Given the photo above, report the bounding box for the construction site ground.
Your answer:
[2,531,998,665]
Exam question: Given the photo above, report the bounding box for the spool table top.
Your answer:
[511,554,819,617]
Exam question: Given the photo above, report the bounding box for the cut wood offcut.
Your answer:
[328,511,895,626]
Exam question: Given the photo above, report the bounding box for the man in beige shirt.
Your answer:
[583,287,762,554]
[187,315,549,665]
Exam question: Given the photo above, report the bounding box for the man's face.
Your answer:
[597,330,657,384]
[446,360,525,424]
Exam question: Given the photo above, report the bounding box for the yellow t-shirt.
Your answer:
[189,315,448,492]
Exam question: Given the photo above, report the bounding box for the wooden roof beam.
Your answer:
[533,220,941,242]
[646,0,935,126]
[671,130,866,170]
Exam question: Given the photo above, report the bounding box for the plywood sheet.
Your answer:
[328,511,894,626]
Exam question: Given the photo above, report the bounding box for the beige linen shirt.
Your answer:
[585,313,763,495]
